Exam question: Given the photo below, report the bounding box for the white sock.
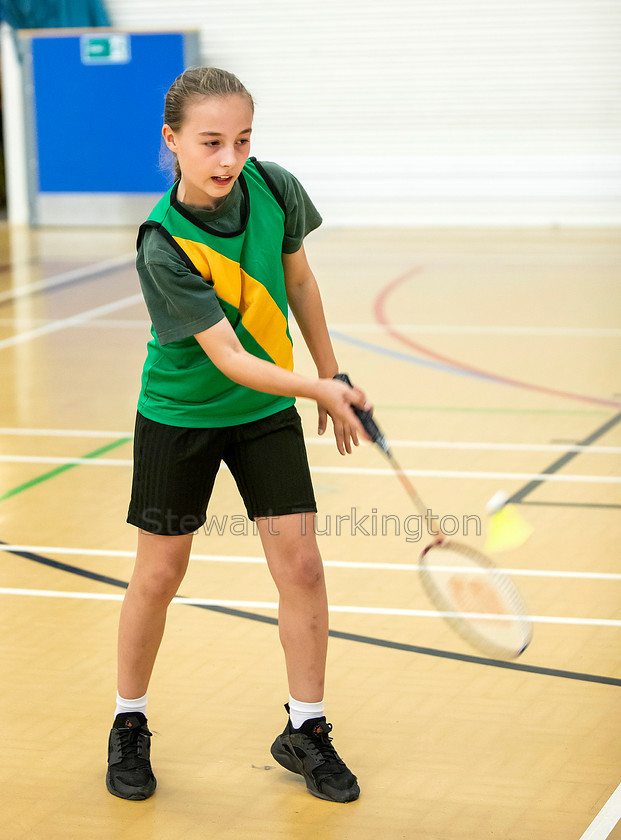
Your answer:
[288,695,325,729]
[115,692,148,718]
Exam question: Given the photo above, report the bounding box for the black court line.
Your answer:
[2,541,619,687]
[520,500,621,510]
[509,411,621,505]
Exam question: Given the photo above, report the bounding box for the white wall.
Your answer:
[104,0,621,225]
[27,2,621,224]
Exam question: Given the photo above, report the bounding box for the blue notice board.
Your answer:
[32,32,191,193]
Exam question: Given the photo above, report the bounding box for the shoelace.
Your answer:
[116,724,150,766]
[303,723,345,769]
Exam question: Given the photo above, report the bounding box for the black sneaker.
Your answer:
[106,712,157,800]
[270,705,360,803]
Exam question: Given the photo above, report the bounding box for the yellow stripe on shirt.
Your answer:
[173,236,293,370]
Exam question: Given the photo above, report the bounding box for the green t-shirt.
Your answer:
[135,160,322,427]
[137,161,322,346]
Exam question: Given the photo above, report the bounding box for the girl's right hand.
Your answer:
[314,378,372,456]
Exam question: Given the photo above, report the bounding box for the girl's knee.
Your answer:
[132,533,191,603]
[131,557,187,605]
[278,548,324,590]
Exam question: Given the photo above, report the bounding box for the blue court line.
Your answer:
[329,330,484,379]
[329,329,621,410]
[2,541,619,687]
[332,329,621,507]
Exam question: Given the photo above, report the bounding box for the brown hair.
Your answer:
[163,67,254,181]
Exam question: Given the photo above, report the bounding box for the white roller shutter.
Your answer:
[105,0,621,224]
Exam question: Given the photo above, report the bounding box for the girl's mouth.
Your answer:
[212,176,233,186]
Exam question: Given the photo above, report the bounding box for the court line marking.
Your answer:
[1,453,618,484]
[310,466,621,484]
[1,413,617,511]
[1,427,619,454]
[308,438,621,454]
[0,587,618,626]
[1,544,620,580]
[1,455,133,466]
[330,324,621,338]
[330,328,480,377]
[0,317,149,328]
[0,438,132,502]
[0,292,144,351]
[1,271,618,697]
[0,427,133,438]
[3,540,619,686]
[3,319,618,337]
[378,406,609,416]
[578,782,621,840]
[372,269,621,409]
[331,327,621,409]
[521,500,621,510]
[0,253,134,305]
[507,411,621,504]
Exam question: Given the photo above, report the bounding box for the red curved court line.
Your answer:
[374,269,621,409]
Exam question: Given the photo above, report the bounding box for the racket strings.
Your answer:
[420,541,532,659]
[367,429,532,658]
[446,571,509,617]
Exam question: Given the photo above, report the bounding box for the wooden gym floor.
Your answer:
[0,223,619,840]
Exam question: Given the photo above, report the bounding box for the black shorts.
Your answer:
[127,407,317,536]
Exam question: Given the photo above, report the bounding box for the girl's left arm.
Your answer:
[283,244,345,436]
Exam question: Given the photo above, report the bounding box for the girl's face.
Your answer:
[162,94,253,208]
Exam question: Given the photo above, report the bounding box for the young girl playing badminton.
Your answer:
[106,67,368,804]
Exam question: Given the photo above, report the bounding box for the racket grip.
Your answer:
[333,373,390,454]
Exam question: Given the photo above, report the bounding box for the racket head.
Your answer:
[419,539,533,660]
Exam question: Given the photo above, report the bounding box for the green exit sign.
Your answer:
[81,34,131,65]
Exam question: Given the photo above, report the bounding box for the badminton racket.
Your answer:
[336,373,532,659]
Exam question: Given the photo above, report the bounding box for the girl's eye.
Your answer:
[237,138,249,145]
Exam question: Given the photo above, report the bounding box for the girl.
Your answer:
[106,67,369,805]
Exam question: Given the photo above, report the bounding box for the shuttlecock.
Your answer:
[484,490,533,553]
[486,491,510,515]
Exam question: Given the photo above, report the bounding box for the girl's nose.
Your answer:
[219,146,236,167]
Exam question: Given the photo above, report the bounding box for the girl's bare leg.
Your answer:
[257,513,327,702]
[117,530,194,699]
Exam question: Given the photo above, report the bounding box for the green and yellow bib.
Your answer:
[137,158,295,427]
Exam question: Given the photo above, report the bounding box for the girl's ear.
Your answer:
[162,124,177,153]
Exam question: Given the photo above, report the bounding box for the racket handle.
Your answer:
[333,373,390,454]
